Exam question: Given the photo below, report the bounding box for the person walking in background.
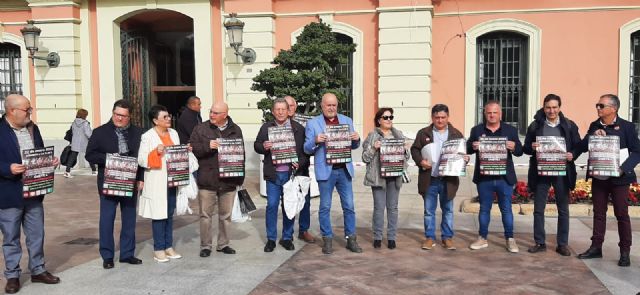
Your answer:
[64,108,96,178]
[86,99,145,269]
[176,96,202,144]
[523,94,581,256]
[138,105,184,263]
[362,107,409,250]
[0,94,61,294]
[284,95,316,243]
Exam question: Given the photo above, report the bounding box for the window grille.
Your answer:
[333,33,354,118]
[0,43,23,116]
[630,31,640,131]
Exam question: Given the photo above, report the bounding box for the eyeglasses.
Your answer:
[381,115,394,121]
[210,110,226,115]
[595,103,611,110]
[14,107,32,114]
[160,114,172,120]
[113,112,130,119]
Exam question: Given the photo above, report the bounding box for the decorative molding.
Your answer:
[435,6,640,17]
[376,5,433,12]
[27,1,80,8]
[33,18,82,24]
[463,18,542,136]
[618,18,640,120]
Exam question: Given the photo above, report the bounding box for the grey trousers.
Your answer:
[0,199,46,279]
[198,189,234,250]
[371,178,400,240]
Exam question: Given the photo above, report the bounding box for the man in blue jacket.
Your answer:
[304,93,362,254]
[576,94,640,267]
[86,99,144,269]
[0,94,60,294]
[467,100,523,253]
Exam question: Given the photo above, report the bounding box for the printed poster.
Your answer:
[479,136,508,175]
[22,146,55,198]
[268,126,298,164]
[536,136,567,176]
[438,138,467,176]
[166,145,190,187]
[218,138,245,178]
[103,154,138,197]
[325,124,352,164]
[588,135,620,177]
[380,139,405,177]
[292,114,313,127]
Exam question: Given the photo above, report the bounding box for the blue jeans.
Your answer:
[424,177,454,240]
[152,188,177,251]
[0,198,46,278]
[266,171,295,241]
[477,179,514,239]
[298,192,311,233]
[317,168,356,238]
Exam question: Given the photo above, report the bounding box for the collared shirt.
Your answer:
[324,115,339,125]
[599,116,618,128]
[275,118,291,128]
[545,117,559,128]
[10,123,34,154]
[218,119,229,131]
[431,127,449,177]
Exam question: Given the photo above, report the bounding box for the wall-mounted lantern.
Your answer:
[20,20,60,67]
[223,13,256,65]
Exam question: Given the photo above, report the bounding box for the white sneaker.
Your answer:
[92,171,97,175]
[506,238,519,253]
[153,251,169,263]
[165,248,182,259]
[63,172,73,178]
[469,237,488,250]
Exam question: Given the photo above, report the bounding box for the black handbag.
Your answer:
[64,127,73,142]
[60,145,75,167]
[237,188,256,214]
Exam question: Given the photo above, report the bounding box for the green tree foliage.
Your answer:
[251,22,356,121]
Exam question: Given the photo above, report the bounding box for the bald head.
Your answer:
[284,95,297,117]
[209,101,229,127]
[5,94,32,127]
[321,93,338,119]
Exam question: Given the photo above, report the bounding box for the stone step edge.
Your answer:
[459,199,640,217]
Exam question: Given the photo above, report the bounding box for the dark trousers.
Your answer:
[590,178,632,253]
[533,176,569,246]
[99,194,138,260]
[65,151,96,172]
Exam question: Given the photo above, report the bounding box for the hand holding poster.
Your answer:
[588,135,620,177]
[22,146,55,198]
[479,136,508,175]
[218,138,245,178]
[268,126,298,164]
[536,136,567,176]
[166,144,190,187]
[380,139,405,177]
[325,124,352,164]
[438,138,467,176]
[103,154,138,197]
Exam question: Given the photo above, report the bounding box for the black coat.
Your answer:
[85,120,144,193]
[254,120,310,182]
[0,118,45,209]
[577,116,640,186]
[467,122,523,185]
[176,108,202,144]
[523,109,581,191]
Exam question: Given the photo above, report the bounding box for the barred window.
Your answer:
[476,32,529,134]
[333,33,354,118]
[630,31,640,131]
[0,43,23,115]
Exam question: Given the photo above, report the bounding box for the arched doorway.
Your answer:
[120,10,195,129]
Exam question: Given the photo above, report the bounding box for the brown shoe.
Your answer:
[5,278,20,294]
[421,238,436,250]
[298,231,316,243]
[31,271,60,284]
[442,238,456,250]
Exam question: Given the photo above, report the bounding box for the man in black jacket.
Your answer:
[576,94,640,267]
[523,94,581,256]
[176,96,202,144]
[255,97,310,252]
[467,100,523,253]
[86,99,144,269]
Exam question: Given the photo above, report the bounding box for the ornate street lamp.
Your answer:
[223,13,256,65]
[20,20,60,67]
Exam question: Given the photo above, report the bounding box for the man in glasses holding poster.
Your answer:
[576,94,640,267]
[522,94,581,256]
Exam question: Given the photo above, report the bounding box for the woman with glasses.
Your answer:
[137,105,184,263]
[362,107,410,249]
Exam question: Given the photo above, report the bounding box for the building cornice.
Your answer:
[434,5,640,17]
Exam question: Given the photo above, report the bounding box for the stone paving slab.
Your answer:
[250,229,609,295]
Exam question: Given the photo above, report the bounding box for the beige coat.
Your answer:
[138,128,180,220]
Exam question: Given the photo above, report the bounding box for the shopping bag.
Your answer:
[231,190,250,223]
[176,152,199,216]
[282,175,311,218]
[237,187,256,214]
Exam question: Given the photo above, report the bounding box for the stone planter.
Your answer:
[460,199,640,217]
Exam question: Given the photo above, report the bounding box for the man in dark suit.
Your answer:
[176,96,202,144]
[86,99,144,269]
[0,94,60,294]
[576,94,640,267]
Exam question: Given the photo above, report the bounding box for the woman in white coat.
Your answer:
[138,105,183,263]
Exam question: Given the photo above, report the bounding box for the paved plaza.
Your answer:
[2,167,640,294]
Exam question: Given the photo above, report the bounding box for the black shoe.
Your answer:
[279,239,295,251]
[387,240,396,249]
[527,243,547,253]
[556,245,571,257]
[373,240,382,248]
[119,257,142,264]
[199,249,212,257]
[264,240,276,252]
[102,259,114,269]
[217,246,236,254]
[618,252,631,267]
[577,246,602,259]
